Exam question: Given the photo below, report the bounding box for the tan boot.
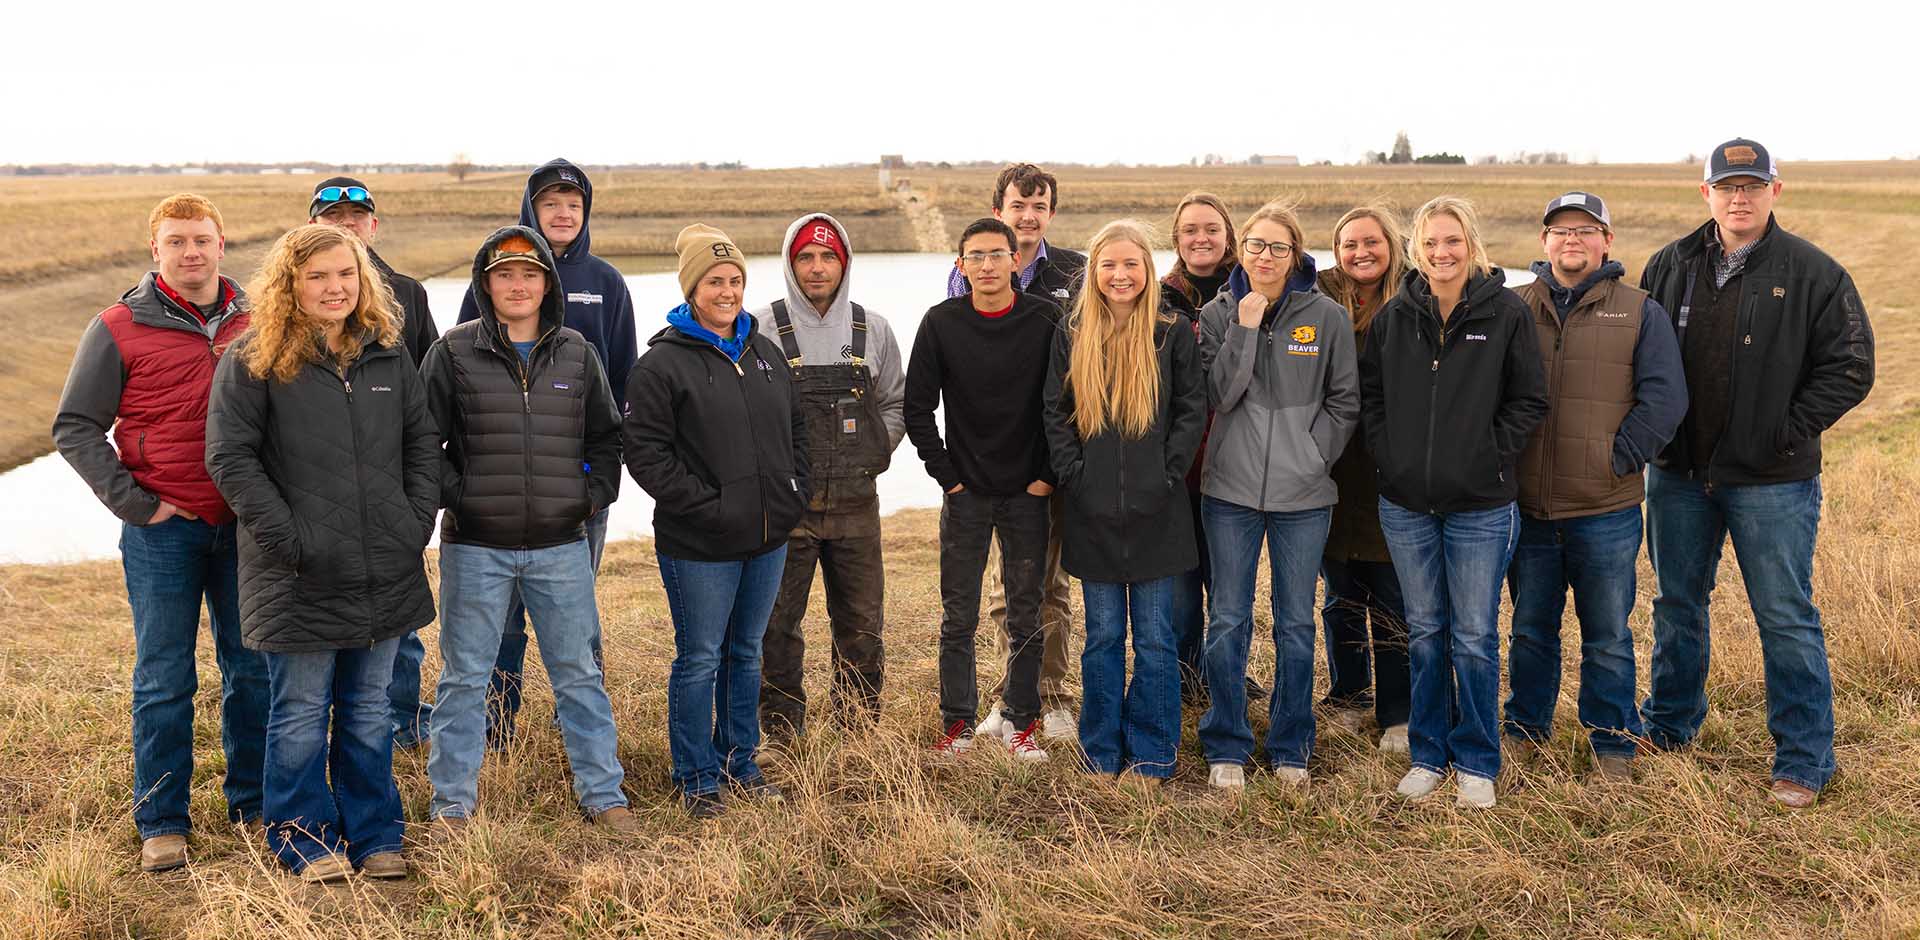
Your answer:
[359,851,407,880]
[1595,755,1635,782]
[589,806,643,834]
[1770,779,1818,809]
[298,854,353,884]
[140,834,189,872]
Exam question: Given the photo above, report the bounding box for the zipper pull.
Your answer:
[1430,358,1439,372]
[733,361,745,377]
[523,389,530,411]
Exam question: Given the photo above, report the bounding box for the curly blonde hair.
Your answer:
[242,225,399,384]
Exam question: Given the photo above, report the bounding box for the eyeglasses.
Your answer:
[1241,238,1294,259]
[1710,181,1771,197]
[960,250,1015,267]
[315,186,371,204]
[1545,225,1606,239]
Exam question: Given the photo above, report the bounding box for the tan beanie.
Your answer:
[675,223,746,299]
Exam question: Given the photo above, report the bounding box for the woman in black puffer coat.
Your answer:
[206,224,438,882]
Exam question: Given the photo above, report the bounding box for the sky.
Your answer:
[10,0,1911,168]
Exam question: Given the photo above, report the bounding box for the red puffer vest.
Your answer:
[105,274,251,523]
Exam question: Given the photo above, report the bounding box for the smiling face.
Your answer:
[1094,238,1149,309]
[1174,202,1229,277]
[533,186,585,253]
[994,182,1054,254]
[1542,208,1613,285]
[151,217,224,297]
[691,263,745,332]
[486,260,547,326]
[1702,175,1780,247]
[1417,212,1469,289]
[296,243,360,328]
[1336,215,1391,287]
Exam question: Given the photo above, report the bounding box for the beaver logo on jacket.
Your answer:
[1286,324,1320,357]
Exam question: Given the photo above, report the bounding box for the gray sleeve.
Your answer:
[869,313,908,451]
[52,315,159,524]
[1200,301,1259,413]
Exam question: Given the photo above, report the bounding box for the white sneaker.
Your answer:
[1005,721,1049,763]
[1325,707,1369,737]
[1208,763,1245,790]
[1041,708,1077,741]
[1395,767,1444,801]
[1455,773,1496,809]
[1273,766,1310,788]
[1378,724,1410,755]
[976,705,1009,741]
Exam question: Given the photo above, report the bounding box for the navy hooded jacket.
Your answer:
[458,158,639,409]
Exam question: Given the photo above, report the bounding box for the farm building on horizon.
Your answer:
[1249,154,1300,167]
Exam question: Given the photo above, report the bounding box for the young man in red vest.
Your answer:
[53,194,269,872]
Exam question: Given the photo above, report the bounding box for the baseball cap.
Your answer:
[529,163,587,199]
[484,234,551,272]
[309,176,375,217]
[1705,138,1778,184]
[1542,191,1610,227]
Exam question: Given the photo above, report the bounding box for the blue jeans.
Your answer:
[389,629,432,748]
[487,508,609,744]
[119,517,267,839]
[1321,557,1411,729]
[1505,506,1645,758]
[1378,498,1518,779]
[1642,468,1834,791]
[263,639,404,873]
[1079,576,1181,778]
[429,539,627,818]
[659,545,787,796]
[1197,497,1330,769]
[1171,487,1211,698]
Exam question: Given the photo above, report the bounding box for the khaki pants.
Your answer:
[984,493,1077,710]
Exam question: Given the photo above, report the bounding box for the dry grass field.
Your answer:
[2,162,1918,938]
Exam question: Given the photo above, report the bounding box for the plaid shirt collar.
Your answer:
[1707,223,1761,289]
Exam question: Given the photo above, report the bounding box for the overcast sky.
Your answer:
[12,0,1909,167]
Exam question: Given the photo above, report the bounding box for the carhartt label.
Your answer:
[842,417,858,434]
[566,291,604,305]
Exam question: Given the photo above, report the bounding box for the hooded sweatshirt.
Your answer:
[752,214,907,450]
[424,225,623,550]
[457,159,639,409]
[1195,256,1359,513]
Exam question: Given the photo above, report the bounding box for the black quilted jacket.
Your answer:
[205,334,440,652]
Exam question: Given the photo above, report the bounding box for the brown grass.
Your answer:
[3,163,1919,938]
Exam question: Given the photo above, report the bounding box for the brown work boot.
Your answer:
[1503,734,1539,766]
[358,851,408,880]
[298,853,353,884]
[589,806,643,834]
[424,814,470,846]
[140,834,189,872]
[1595,755,1635,782]
[1770,779,1819,810]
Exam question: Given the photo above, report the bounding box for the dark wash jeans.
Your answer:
[120,517,268,838]
[1321,556,1411,729]
[486,508,609,745]
[1642,468,1835,791]
[1171,487,1211,697]
[1079,576,1181,777]
[659,545,787,797]
[1377,499,1519,780]
[1504,506,1645,758]
[264,639,404,873]
[938,489,1049,731]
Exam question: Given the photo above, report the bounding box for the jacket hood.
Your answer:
[656,305,759,357]
[123,271,244,330]
[518,158,594,263]
[766,213,854,322]
[1227,253,1319,304]
[468,225,567,341]
[1527,258,1624,308]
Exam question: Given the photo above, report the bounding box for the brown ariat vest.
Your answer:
[1516,274,1649,520]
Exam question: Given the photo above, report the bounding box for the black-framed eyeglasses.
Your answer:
[1241,238,1294,259]
[1545,225,1606,239]
[315,186,371,204]
[960,250,1015,266]
[1710,181,1770,197]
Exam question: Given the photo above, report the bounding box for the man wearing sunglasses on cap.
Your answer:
[1638,138,1875,810]
[309,177,442,752]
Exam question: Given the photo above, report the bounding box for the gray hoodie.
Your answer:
[1197,263,1360,512]
[752,213,907,450]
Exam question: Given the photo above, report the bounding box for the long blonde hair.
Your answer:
[1066,220,1163,439]
[242,226,399,384]
[1410,195,1492,282]
[1320,205,1411,333]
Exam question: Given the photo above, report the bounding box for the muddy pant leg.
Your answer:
[821,527,886,723]
[759,524,822,739]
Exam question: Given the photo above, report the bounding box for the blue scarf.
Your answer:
[667,304,750,361]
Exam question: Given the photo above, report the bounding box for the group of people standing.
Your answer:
[53,137,1872,884]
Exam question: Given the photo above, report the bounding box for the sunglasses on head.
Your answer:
[314,186,371,204]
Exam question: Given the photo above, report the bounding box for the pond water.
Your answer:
[2,251,1531,564]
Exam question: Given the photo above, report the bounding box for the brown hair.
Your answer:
[242,226,399,384]
[148,193,224,240]
[1320,205,1411,333]
[1167,191,1238,282]
[1239,199,1309,279]
[992,163,1059,212]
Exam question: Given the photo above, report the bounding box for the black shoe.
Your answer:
[683,791,726,819]
[1244,676,1268,701]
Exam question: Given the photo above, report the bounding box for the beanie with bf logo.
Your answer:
[675,223,747,300]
